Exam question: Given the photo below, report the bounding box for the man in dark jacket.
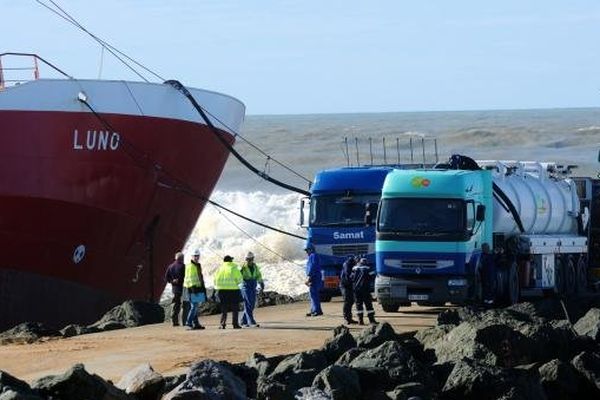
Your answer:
[164,251,188,326]
[340,256,357,324]
[352,258,377,325]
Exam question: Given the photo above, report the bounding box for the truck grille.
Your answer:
[401,260,438,268]
[331,244,369,257]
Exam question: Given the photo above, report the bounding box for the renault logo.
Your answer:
[415,267,422,274]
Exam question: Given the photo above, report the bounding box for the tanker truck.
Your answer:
[374,155,600,310]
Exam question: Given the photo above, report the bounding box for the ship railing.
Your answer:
[342,135,440,168]
[0,52,72,90]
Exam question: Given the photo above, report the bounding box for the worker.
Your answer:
[164,251,188,326]
[183,249,206,330]
[340,255,357,324]
[304,244,323,317]
[214,255,243,329]
[352,257,377,325]
[240,251,265,327]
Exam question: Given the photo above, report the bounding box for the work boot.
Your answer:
[358,315,365,326]
[345,318,358,325]
[368,314,377,324]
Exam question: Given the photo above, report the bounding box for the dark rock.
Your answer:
[321,325,357,363]
[0,390,44,400]
[386,382,428,400]
[90,300,164,331]
[574,308,600,343]
[355,322,397,349]
[245,352,288,379]
[256,291,296,308]
[312,365,361,400]
[507,299,568,322]
[571,351,600,393]
[198,299,221,316]
[162,374,186,395]
[441,358,546,400]
[349,341,432,389]
[222,361,258,400]
[293,387,331,399]
[60,324,100,338]
[538,359,588,400]
[257,350,328,399]
[414,325,454,353]
[32,363,131,400]
[0,371,31,394]
[334,347,365,367]
[162,359,246,400]
[116,363,164,400]
[0,322,61,345]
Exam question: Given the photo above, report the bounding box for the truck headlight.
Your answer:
[448,278,468,286]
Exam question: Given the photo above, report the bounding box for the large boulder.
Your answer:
[256,291,296,307]
[0,390,44,400]
[0,371,31,394]
[0,322,61,345]
[355,322,397,349]
[334,348,366,367]
[312,365,361,400]
[60,324,100,338]
[258,350,328,400]
[321,325,357,363]
[349,341,432,389]
[293,387,331,399]
[538,358,589,400]
[571,351,600,394]
[90,301,164,331]
[116,363,164,400]
[162,359,246,400]
[245,352,288,380]
[574,308,600,343]
[32,363,131,400]
[441,358,546,400]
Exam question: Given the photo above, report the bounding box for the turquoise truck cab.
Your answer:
[375,168,492,311]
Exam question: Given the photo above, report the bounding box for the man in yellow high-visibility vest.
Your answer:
[183,249,206,330]
[214,255,243,329]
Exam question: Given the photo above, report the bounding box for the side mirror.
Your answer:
[364,202,376,226]
[476,204,486,222]
[299,197,310,228]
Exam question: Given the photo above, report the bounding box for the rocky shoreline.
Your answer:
[1,297,600,399]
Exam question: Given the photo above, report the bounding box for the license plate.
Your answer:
[408,294,429,301]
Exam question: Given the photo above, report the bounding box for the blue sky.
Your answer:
[2,0,600,114]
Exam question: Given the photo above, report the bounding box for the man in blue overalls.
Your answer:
[240,251,264,327]
[305,244,323,316]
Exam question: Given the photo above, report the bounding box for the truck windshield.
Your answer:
[310,194,380,227]
[378,198,466,236]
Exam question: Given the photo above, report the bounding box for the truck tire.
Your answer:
[554,256,565,295]
[319,293,332,302]
[506,261,520,305]
[576,255,588,294]
[381,303,400,312]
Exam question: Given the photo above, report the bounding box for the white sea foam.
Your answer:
[182,191,308,297]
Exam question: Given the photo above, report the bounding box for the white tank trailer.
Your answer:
[482,160,589,301]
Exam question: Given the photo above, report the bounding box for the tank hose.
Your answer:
[165,80,311,197]
[492,182,525,233]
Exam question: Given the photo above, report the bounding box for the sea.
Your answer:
[177,108,600,297]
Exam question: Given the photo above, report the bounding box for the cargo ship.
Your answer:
[0,54,245,330]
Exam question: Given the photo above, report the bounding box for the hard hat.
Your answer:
[223,255,234,262]
[246,251,254,259]
[192,249,201,257]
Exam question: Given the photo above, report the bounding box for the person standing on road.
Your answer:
[164,251,188,326]
[352,257,377,325]
[214,255,243,329]
[340,255,358,324]
[183,249,207,330]
[304,244,323,317]
[240,251,264,327]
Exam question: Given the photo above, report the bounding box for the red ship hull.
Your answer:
[0,79,245,329]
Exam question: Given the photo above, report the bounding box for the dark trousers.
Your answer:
[340,284,355,321]
[171,289,189,325]
[355,288,375,320]
[218,290,241,327]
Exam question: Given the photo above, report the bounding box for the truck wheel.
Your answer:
[506,262,520,305]
[554,256,565,295]
[576,255,588,294]
[381,303,400,312]
[565,256,576,296]
[319,293,332,302]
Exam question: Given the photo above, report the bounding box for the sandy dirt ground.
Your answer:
[0,299,441,383]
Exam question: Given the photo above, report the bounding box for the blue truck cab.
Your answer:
[301,166,395,301]
[375,168,492,310]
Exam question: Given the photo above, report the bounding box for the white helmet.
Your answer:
[192,249,201,257]
[245,251,254,260]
